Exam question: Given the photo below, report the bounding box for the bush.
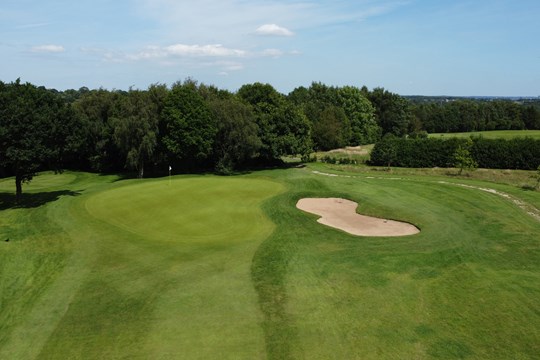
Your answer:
[319,155,358,165]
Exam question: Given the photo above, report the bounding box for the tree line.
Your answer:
[410,99,540,134]
[2,77,540,199]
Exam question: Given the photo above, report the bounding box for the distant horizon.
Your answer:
[2,76,539,100]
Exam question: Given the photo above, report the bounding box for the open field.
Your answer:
[1,167,539,359]
[429,129,540,139]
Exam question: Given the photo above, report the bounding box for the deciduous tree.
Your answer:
[162,81,217,168]
[0,80,79,201]
[238,83,312,161]
[209,97,261,173]
[111,89,158,178]
[453,138,478,174]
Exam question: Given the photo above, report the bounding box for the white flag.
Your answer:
[169,165,172,171]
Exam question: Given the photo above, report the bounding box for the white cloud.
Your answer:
[136,0,406,43]
[126,44,247,61]
[31,44,65,53]
[122,43,291,63]
[261,48,284,58]
[166,44,246,57]
[137,0,310,42]
[255,24,294,37]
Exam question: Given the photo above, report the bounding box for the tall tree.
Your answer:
[111,89,158,178]
[72,89,121,172]
[162,81,217,168]
[0,80,78,201]
[290,83,379,148]
[337,86,380,144]
[238,83,312,161]
[368,87,412,137]
[311,106,349,151]
[209,96,261,173]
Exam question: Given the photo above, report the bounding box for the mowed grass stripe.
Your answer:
[0,172,113,360]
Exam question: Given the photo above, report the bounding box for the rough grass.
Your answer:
[428,130,540,139]
[1,167,539,359]
[314,144,374,164]
[316,162,540,196]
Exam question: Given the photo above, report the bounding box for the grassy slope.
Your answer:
[1,167,539,359]
[0,173,283,359]
[253,166,540,359]
[0,172,115,359]
[428,129,540,139]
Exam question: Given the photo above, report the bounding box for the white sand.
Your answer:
[296,197,420,237]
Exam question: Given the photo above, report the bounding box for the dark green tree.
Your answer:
[370,134,398,169]
[72,89,121,172]
[209,96,261,173]
[291,83,380,147]
[522,106,540,130]
[162,81,217,168]
[110,89,159,178]
[0,80,79,201]
[311,106,349,151]
[367,87,412,136]
[337,86,380,144]
[238,83,312,161]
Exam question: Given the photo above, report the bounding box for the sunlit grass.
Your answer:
[1,167,539,359]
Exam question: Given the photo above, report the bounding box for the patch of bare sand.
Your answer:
[328,145,370,156]
[296,197,420,237]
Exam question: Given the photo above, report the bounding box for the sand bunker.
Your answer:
[296,198,420,237]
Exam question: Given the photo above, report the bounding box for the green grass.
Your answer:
[1,167,539,359]
[428,129,540,139]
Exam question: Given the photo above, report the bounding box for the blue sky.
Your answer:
[1,0,539,96]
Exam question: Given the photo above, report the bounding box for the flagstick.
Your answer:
[168,165,172,186]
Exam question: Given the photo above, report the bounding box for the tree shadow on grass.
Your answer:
[0,190,81,210]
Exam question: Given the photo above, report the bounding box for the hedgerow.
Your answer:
[369,137,540,170]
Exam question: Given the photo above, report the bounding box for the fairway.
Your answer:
[1,168,539,359]
[429,129,540,139]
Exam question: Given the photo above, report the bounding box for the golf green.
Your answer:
[86,176,282,244]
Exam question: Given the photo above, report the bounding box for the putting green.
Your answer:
[86,176,282,244]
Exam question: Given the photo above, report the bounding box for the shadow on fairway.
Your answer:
[0,190,81,210]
